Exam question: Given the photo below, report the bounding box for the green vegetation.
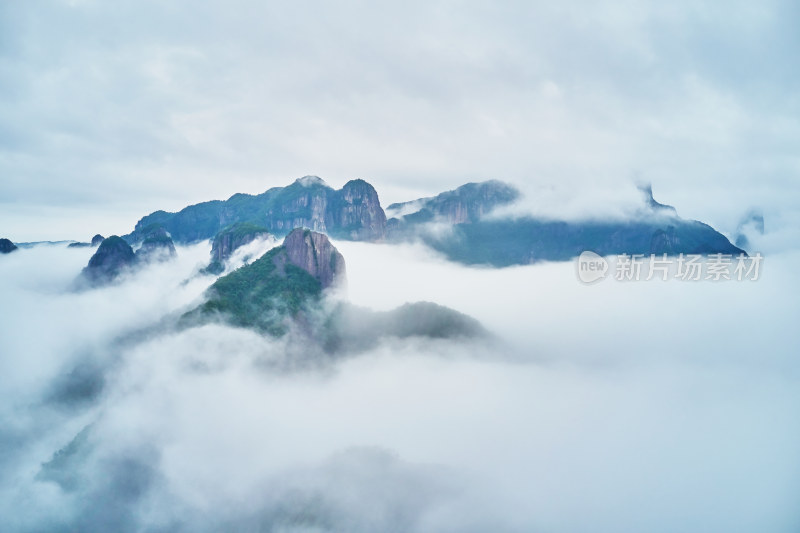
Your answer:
[192,246,322,335]
[141,234,173,245]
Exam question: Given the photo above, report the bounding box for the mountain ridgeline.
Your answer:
[127,176,386,244]
[125,176,744,267]
[386,180,520,225]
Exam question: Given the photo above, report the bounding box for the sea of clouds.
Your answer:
[0,238,798,532]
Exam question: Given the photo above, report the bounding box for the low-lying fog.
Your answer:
[1,241,798,532]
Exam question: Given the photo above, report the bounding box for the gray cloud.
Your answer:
[0,0,798,241]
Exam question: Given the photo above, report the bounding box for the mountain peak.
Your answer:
[80,236,136,285]
[0,238,19,254]
[295,175,329,188]
[282,228,346,289]
[637,183,677,216]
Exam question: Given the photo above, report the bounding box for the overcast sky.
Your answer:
[1,0,798,241]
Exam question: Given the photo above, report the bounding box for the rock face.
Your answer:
[387,180,520,226]
[80,236,136,284]
[325,179,387,240]
[206,222,270,274]
[135,225,177,262]
[0,238,18,254]
[281,228,346,289]
[260,177,387,241]
[91,234,105,247]
[127,176,387,244]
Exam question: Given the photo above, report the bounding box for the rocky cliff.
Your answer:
[260,177,386,241]
[127,176,387,244]
[387,180,520,226]
[281,228,346,289]
[80,236,136,285]
[325,179,387,240]
[91,234,105,247]
[0,238,18,254]
[206,222,271,274]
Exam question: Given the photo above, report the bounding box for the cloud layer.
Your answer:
[1,240,798,531]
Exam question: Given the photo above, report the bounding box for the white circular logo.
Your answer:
[577,251,609,284]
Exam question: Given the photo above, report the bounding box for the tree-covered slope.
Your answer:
[194,246,323,335]
[186,228,345,335]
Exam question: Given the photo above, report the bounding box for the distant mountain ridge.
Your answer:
[420,217,743,266]
[126,176,386,244]
[125,176,744,266]
[385,181,744,265]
